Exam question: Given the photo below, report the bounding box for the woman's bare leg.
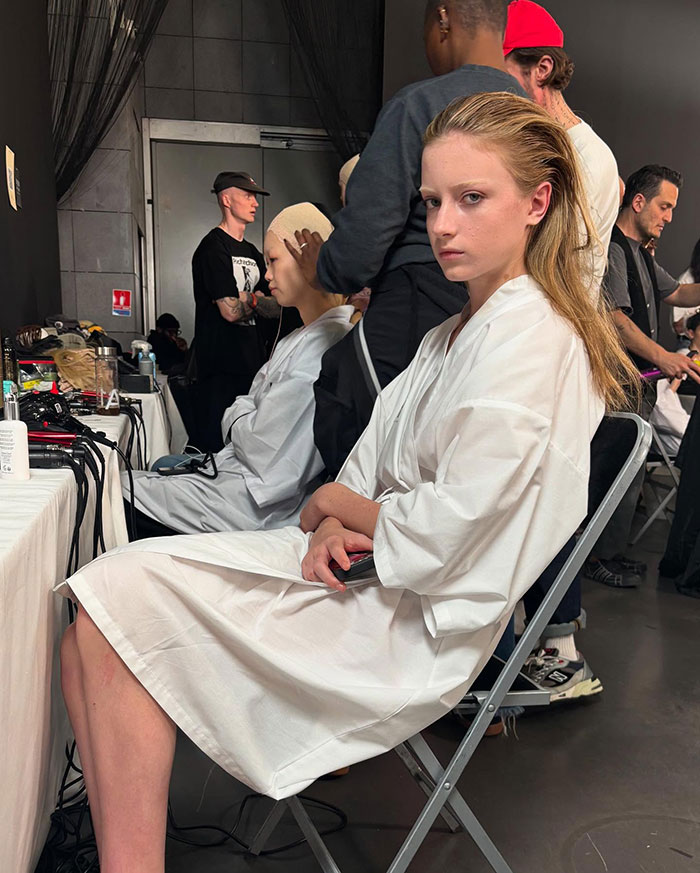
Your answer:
[73,607,176,873]
[60,622,104,851]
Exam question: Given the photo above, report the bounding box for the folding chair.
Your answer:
[247,413,651,873]
[631,422,679,545]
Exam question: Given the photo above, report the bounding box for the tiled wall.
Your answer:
[58,0,321,342]
[57,81,147,349]
[57,0,371,341]
[145,0,323,128]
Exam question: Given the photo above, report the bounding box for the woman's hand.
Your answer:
[284,229,325,292]
[301,517,374,591]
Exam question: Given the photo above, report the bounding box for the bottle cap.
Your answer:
[96,345,118,357]
[3,393,20,421]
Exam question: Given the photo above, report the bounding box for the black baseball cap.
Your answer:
[156,312,180,330]
[211,171,269,196]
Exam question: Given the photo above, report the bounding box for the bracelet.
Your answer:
[249,293,257,309]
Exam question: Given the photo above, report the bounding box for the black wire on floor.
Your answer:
[167,791,348,855]
[35,743,348,871]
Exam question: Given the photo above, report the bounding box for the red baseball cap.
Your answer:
[503,0,564,56]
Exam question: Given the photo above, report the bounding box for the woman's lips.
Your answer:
[438,249,464,260]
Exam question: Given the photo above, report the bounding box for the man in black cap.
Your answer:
[192,171,272,451]
[147,313,188,374]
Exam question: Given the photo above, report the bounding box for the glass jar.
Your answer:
[95,346,120,415]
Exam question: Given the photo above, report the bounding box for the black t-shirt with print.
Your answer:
[192,227,269,377]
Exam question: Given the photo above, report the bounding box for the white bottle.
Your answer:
[0,393,30,481]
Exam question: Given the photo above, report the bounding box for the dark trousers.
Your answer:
[660,393,700,592]
[124,500,179,541]
[314,262,468,478]
[194,373,254,453]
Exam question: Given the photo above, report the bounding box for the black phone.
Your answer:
[156,465,191,476]
[329,551,375,583]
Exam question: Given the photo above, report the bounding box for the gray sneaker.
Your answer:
[523,648,603,702]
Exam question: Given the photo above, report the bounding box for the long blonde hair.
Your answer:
[424,91,639,411]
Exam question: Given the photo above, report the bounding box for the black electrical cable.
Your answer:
[121,402,147,471]
[76,434,107,555]
[54,451,88,577]
[78,446,104,559]
[121,404,138,466]
[86,432,137,538]
[166,792,348,854]
[129,400,147,469]
[36,742,99,873]
[39,744,348,871]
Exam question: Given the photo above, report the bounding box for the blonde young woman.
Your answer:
[57,92,636,873]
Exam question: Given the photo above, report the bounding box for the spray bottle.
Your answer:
[131,340,157,391]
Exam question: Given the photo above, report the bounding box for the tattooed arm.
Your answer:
[215,296,254,323]
[240,291,282,320]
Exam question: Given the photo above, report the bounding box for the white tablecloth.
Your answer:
[0,471,80,873]
[0,406,166,873]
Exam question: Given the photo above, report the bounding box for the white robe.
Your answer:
[125,305,354,532]
[58,276,603,800]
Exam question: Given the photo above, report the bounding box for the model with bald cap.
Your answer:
[125,203,354,537]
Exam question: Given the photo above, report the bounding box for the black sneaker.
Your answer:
[584,558,639,588]
[611,554,647,575]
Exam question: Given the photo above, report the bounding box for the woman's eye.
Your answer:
[424,198,440,210]
[463,192,482,205]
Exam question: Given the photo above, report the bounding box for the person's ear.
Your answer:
[526,181,552,227]
[632,193,646,214]
[534,55,554,87]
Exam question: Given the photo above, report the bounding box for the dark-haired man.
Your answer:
[607,165,700,378]
[296,0,526,477]
[587,164,700,586]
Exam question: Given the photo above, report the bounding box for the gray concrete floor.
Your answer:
[164,517,700,873]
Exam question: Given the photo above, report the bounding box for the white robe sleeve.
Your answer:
[228,333,331,508]
[220,365,269,445]
[373,394,593,638]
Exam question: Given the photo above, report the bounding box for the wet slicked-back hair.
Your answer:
[424,91,640,411]
[424,0,508,33]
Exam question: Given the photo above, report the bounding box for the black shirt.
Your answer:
[147,330,187,374]
[192,228,268,378]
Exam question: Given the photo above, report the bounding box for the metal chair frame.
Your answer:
[631,421,679,545]
[247,413,651,873]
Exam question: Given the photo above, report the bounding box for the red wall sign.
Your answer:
[112,289,132,317]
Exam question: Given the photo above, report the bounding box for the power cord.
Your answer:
[36,743,348,871]
[167,792,348,854]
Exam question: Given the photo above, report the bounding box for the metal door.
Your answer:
[152,141,262,342]
[151,138,342,344]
